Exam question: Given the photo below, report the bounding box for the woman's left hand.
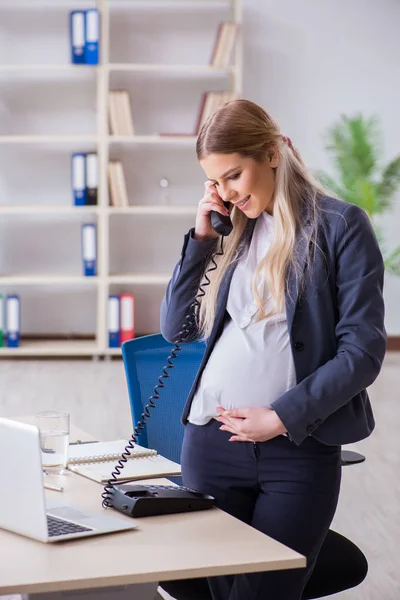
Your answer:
[216,406,287,442]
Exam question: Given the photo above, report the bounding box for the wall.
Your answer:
[243,0,400,334]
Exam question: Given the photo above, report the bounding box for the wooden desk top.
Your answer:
[0,421,305,595]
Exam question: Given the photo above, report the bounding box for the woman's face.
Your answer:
[200,150,279,218]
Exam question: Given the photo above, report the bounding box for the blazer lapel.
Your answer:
[285,219,313,334]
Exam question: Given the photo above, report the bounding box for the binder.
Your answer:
[71,153,86,206]
[120,294,135,343]
[6,295,20,348]
[0,294,4,348]
[70,11,86,65]
[84,9,100,65]
[81,224,97,277]
[108,295,120,348]
[85,153,98,205]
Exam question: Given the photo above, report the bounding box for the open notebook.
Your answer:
[67,440,181,484]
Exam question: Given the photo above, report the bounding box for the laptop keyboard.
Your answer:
[47,514,93,537]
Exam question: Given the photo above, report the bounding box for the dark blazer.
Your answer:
[160,196,386,446]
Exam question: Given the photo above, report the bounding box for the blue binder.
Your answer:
[81,223,97,276]
[84,9,100,65]
[108,295,121,348]
[6,295,20,348]
[70,11,86,65]
[71,153,86,206]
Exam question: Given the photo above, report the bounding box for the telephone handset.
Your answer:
[102,187,231,517]
[210,201,233,237]
[210,183,233,237]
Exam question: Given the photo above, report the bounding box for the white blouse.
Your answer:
[188,211,296,426]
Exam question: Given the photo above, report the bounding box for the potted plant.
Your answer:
[317,114,400,275]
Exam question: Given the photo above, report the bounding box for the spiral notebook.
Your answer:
[67,440,181,484]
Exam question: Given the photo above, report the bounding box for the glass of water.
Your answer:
[36,410,70,476]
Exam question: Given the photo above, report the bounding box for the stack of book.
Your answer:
[108,91,135,136]
[69,9,100,65]
[108,294,135,348]
[210,22,239,68]
[0,295,20,348]
[108,161,129,207]
[71,153,98,206]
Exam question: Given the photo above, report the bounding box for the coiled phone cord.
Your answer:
[102,236,225,508]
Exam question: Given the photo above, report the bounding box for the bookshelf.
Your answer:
[0,0,242,357]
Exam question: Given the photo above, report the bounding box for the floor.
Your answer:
[0,352,399,599]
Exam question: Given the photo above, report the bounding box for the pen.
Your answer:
[44,482,64,493]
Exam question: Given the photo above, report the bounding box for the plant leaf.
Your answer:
[350,179,386,217]
[321,112,400,278]
[325,115,380,190]
[383,246,400,276]
[314,170,349,200]
[378,156,400,202]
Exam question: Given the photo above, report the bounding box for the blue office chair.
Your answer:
[122,334,368,600]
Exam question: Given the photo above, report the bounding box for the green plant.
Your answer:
[317,114,400,275]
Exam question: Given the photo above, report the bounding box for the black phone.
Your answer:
[211,201,233,237]
[110,483,215,518]
[210,185,233,238]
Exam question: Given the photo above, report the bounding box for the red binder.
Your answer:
[120,293,135,343]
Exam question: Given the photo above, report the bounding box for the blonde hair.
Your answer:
[196,99,326,339]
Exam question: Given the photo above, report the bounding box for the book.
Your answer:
[108,295,120,348]
[195,91,237,134]
[210,22,239,68]
[85,153,98,205]
[115,161,129,206]
[120,293,135,342]
[160,91,237,137]
[6,295,20,348]
[84,9,100,65]
[108,161,129,207]
[108,91,120,136]
[70,11,85,65]
[81,223,97,276]
[108,90,135,136]
[67,440,181,483]
[119,91,135,136]
[71,153,86,206]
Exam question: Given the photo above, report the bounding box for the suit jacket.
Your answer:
[160,196,387,446]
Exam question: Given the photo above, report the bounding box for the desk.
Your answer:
[0,422,306,599]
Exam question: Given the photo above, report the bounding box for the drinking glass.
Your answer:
[36,410,70,476]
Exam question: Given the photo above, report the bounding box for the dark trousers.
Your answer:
[181,419,342,600]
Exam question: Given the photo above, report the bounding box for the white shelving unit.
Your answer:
[0,0,242,357]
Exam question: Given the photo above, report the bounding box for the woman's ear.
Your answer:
[268,145,280,168]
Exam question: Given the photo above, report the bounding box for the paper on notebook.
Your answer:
[68,440,155,465]
[68,454,181,484]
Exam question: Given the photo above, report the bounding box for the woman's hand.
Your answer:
[194,181,230,241]
[216,406,287,442]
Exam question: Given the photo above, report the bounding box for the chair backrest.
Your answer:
[121,334,206,463]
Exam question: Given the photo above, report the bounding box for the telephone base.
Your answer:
[109,484,215,518]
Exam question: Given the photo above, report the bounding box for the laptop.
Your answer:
[0,418,137,542]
